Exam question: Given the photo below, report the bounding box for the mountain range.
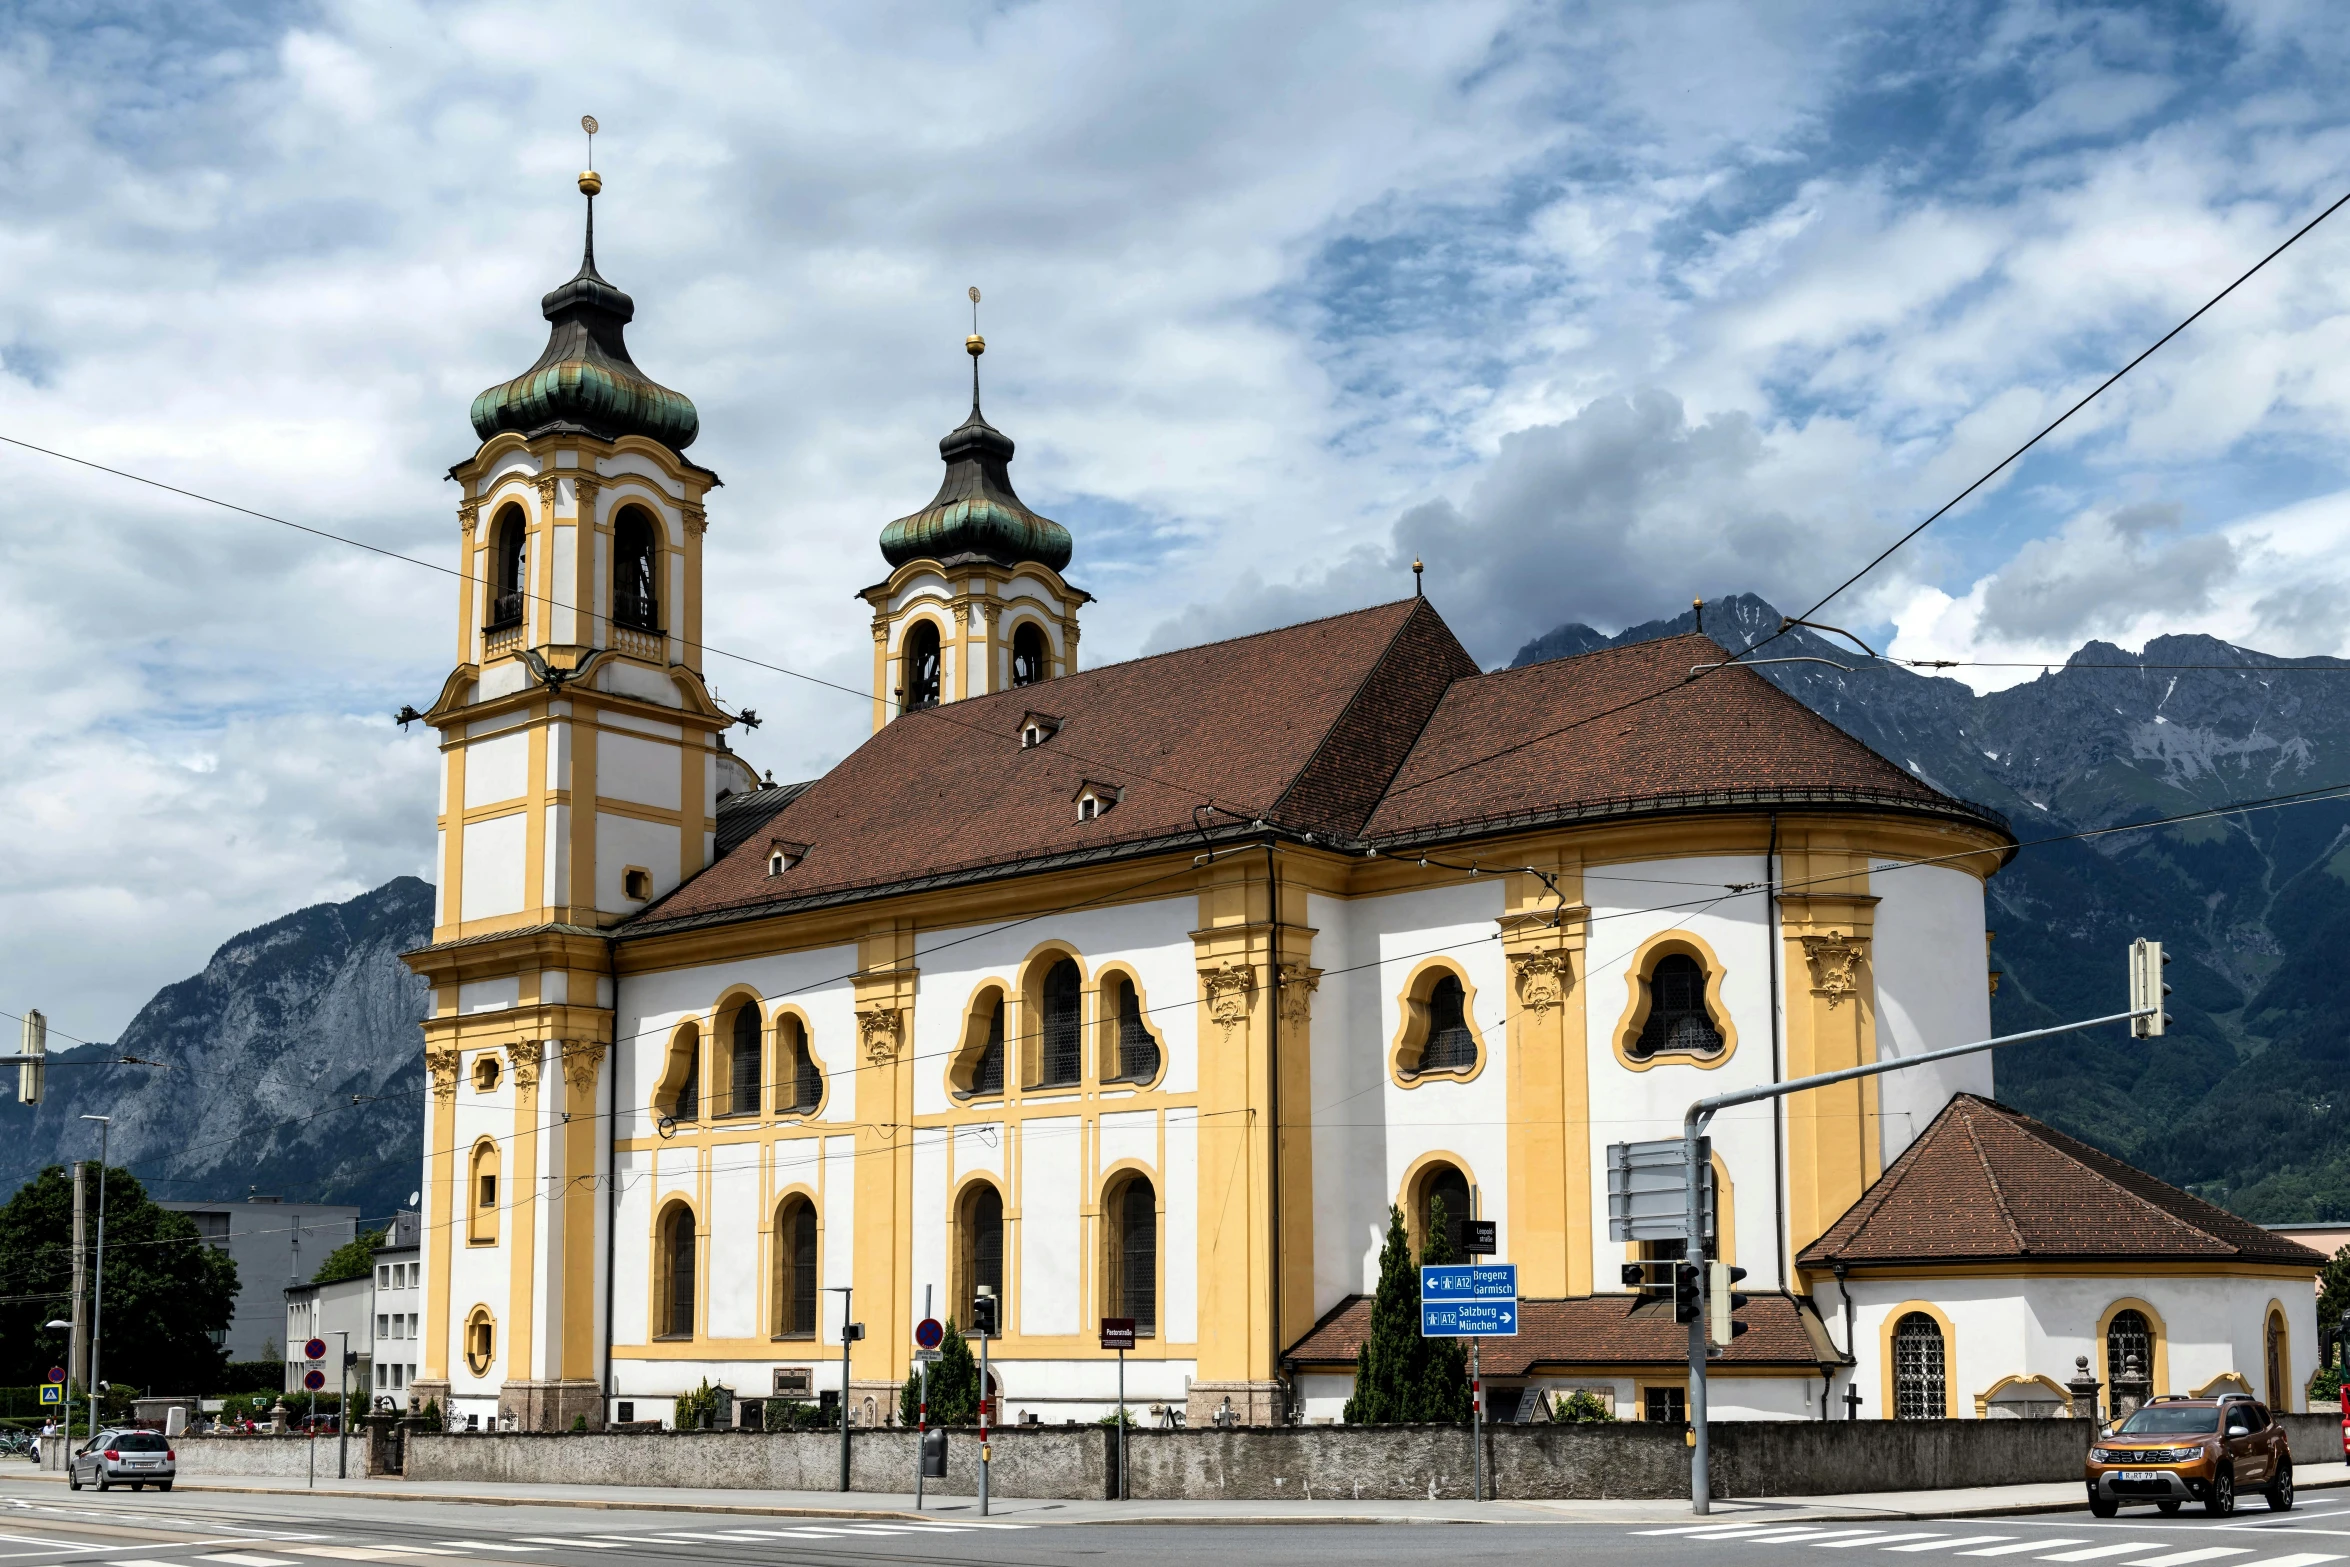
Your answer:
[8,594,2350,1225]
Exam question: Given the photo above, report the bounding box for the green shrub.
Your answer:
[672,1379,718,1430]
[1551,1389,1614,1423]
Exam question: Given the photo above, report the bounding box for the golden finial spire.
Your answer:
[965,286,985,411]
[578,115,602,196]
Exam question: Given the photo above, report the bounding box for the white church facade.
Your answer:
[402,169,2322,1434]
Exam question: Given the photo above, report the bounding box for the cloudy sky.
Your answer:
[9,0,2350,1036]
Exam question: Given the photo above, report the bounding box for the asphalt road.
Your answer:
[4,1475,2350,1566]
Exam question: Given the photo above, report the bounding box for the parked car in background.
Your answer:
[2085,1394,2291,1517]
[67,1429,174,1492]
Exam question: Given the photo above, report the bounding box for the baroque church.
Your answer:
[403,170,2322,1434]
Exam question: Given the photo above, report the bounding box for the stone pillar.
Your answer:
[2111,1351,2152,1421]
[2066,1354,2104,1423]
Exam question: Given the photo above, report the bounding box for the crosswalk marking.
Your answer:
[1889,1540,2014,1554]
[1820,1536,1946,1550]
[1962,1546,2087,1559]
[512,1543,627,1551]
[2236,1556,2345,1567]
[1639,1526,1797,1539]
[2037,1547,2161,1563]
[201,1556,301,1567]
[1736,1531,1848,1544]
[283,1550,459,1562]
[107,1560,192,1567]
[2124,1550,2253,1567]
[635,1536,746,1545]
[433,1549,541,1556]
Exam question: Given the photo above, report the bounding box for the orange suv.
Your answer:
[2085,1394,2292,1517]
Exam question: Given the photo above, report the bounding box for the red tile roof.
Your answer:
[1285,1292,1843,1375]
[620,602,2007,939]
[1798,1095,2329,1270]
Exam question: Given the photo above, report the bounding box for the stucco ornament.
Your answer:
[456,502,480,536]
[1276,963,1321,1025]
[1800,932,1868,1009]
[1203,963,1254,1032]
[426,1043,462,1100]
[560,1041,608,1094]
[859,1006,903,1064]
[503,1038,544,1091]
[1510,950,1571,1015]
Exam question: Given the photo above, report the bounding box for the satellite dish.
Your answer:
[581,115,599,135]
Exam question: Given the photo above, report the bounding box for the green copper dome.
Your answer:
[470,196,698,452]
[879,398,1070,572]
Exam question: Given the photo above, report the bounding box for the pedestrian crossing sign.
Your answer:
[37,1384,61,1405]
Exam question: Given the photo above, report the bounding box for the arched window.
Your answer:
[612,507,659,629]
[2106,1309,2152,1388]
[2265,1309,2289,1411]
[472,1054,501,1093]
[957,990,1005,1098]
[1632,953,1724,1059]
[957,1183,1005,1330]
[661,1023,701,1123]
[1893,1311,1946,1419]
[656,1203,697,1339]
[726,1001,761,1117]
[463,1307,496,1376]
[1104,973,1160,1083]
[903,621,942,712]
[1106,1175,1157,1335]
[1398,966,1482,1080]
[489,505,527,628]
[776,1014,823,1115]
[468,1139,500,1245]
[1040,958,1082,1086]
[773,1195,818,1338]
[1417,1163,1471,1258]
[1011,622,1048,687]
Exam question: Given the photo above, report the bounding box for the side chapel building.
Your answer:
[404,173,2321,1433]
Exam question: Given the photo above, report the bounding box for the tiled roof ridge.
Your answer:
[1956,1098,2029,1256]
[1270,599,1480,837]
[1007,596,1424,694]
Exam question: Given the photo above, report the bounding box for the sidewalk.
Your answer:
[10,1462,2349,1525]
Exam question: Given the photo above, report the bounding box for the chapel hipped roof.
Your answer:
[1797,1094,2329,1271]
[624,602,2010,940]
[469,189,700,452]
[1284,1291,1844,1375]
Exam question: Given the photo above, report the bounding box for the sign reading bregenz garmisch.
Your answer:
[1420,1262,1518,1337]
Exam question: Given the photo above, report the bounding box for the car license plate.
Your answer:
[2117,1470,2161,1482]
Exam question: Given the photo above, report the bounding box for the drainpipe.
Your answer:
[1832,1261,1856,1420]
[1767,814,1786,1294]
[603,942,620,1428]
[1264,837,1285,1423]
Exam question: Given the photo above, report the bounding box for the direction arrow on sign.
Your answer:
[1420,1262,1517,1301]
[1421,1299,1518,1337]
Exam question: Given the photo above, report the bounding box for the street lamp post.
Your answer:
[81,1116,110,1441]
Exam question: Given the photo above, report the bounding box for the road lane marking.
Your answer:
[511,1544,627,1551]
[1733,1531,1845,1543]
[2037,1548,2163,1563]
[2125,1551,2254,1567]
[1960,1547,2087,1559]
[2235,1556,2346,1567]
[283,1551,460,1562]
[201,1556,301,1567]
[1637,1526,1798,1539]
[432,1550,542,1556]
[1887,1540,2015,1553]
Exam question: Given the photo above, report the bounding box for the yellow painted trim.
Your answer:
[948,1171,1009,1330]
[2095,1296,2171,1398]
[648,1193,701,1342]
[767,1184,821,1339]
[1974,1373,2071,1418]
[467,1137,502,1246]
[1097,1158,1163,1340]
[946,978,1012,1102]
[1397,1148,1480,1259]
[1016,941,1089,1089]
[1612,928,1740,1072]
[462,1303,498,1381]
[2193,1370,2254,1398]
[1386,956,1491,1087]
[1878,1299,1961,1420]
[651,1018,702,1122]
[765,1001,831,1120]
[1092,961,1169,1089]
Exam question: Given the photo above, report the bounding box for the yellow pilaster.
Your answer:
[851,924,919,1396]
[1500,855,1589,1297]
[1778,833,1881,1255]
[421,1009,460,1389]
[505,1030,542,1382]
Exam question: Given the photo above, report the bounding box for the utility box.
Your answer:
[920,1426,947,1478]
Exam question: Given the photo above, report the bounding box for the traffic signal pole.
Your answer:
[1681,996,2159,1514]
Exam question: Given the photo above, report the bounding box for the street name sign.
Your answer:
[1099,1317,1137,1351]
[1605,1137,1713,1242]
[1459,1219,1497,1255]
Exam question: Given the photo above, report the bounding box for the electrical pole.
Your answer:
[337,1330,350,1478]
[83,1116,111,1441]
[69,1162,86,1422]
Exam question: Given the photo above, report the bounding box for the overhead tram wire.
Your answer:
[0,434,1278,827]
[1731,182,2350,671]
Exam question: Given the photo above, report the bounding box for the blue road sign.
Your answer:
[38,1384,60,1406]
[1420,1263,1517,1301]
[1421,1299,1518,1337]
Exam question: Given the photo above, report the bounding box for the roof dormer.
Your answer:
[1073,780,1122,822]
[766,838,812,877]
[1020,711,1064,750]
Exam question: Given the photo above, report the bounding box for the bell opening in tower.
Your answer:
[903,621,942,712]
[612,507,661,631]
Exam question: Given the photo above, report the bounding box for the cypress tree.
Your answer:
[898,1318,982,1426]
[1344,1204,1420,1423]
[1408,1195,1472,1423]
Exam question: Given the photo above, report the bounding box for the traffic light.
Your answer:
[1708,1262,1750,1349]
[1672,1261,1703,1323]
[16,1009,43,1106]
[2129,938,2171,1038]
[970,1288,998,1338]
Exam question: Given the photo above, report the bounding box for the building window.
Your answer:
[1632,952,1725,1060]
[1073,782,1121,821]
[957,989,1006,1098]
[774,1195,818,1338]
[1416,1162,1472,1257]
[623,866,654,902]
[612,507,659,630]
[1397,966,1483,1080]
[377,1265,390,1288]
[1893,1311,1947,1419]
[2106,1309,2152,1388]
[1011,622,1048,686]
[1103,973,1161,1083]
[377,1314,389,1339]
[464,1308,495,1376]
[725,1001,761,1117]
[468,1140,500,1245]
[2265,1309,2289,1411]
[473,1055,500,1093]
[902,621,942,712]
[487,505,526,629]
[660,1023,701,1123]
[1039,958,1082,1087]
[1106,1174,1157,1336]
[776,1014,823,1115]
[957,1182,1005,1329]
[1642,1386,1687,1423]
[656,1203,697,1340]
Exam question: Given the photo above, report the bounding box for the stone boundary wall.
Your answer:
[406,1428,1108,1500]
[171,1434,383,1479]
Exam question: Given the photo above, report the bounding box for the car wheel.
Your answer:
[155,1481,171,1492]
[2158,1501,2182,1515]
[67,1467,81,1491]
[2267,1460,2294,1512]
[2090,1487,2119,1519]
[95,1471,110,1492]
[2205,1466,2235,1518]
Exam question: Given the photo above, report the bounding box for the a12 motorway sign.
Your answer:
[1420,1262,1518,1337]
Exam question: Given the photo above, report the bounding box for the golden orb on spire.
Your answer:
[579,169,602,196]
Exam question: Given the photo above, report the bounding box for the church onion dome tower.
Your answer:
[468,172,700,451]
[862,291,1088,732]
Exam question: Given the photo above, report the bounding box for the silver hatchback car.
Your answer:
[68,1429,174,1491]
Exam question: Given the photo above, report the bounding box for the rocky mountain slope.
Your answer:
[0,878,432,1222]
[1514,595,2350,1220]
